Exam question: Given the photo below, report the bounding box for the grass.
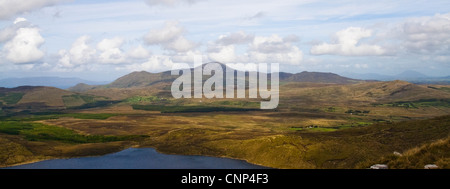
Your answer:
[144,114,450,169]
[0,111,448,169]
[439,87,450,92]
[377,137,450,169]
[68,100,121,110]
[1,113,118,121]
[132,104,259,113]
[210,101,260,108]
[429,86,450,93]
[290,127,338,132]
[290,121,372,132]
[125,96,166,103]
[0,93,24,105]
[313,115,450,169]
[63,94,100,107]
[374,99,450,109]
[0,121,147,144]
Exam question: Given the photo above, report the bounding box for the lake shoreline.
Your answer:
[3,147,271,169]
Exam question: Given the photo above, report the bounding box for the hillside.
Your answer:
[342,71,450,84]
[67,83,100,92]
[107,71,176,88]
[374,137,450,169]
[0,86,111,113]
[284,71,361,84]
[17,87,74,107]
[281,80,450,104]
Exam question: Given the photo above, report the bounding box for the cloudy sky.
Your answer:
[0,0,449,81]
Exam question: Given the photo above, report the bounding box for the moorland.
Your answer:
[1,64,449,169]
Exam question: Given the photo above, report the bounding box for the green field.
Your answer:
[1,113,118,121]
[125,96,165,103]
[374,99,450,109]
[0,93,24,105]
[132,104,259,113]
[0,121,148,144]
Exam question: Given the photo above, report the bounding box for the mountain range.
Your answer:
[0,77,110,89]
[1,63,450,111]
[341,70,450,84]
[69,63,362,92]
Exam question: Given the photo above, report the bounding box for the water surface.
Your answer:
[7,148,267,169]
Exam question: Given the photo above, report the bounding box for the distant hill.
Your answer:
[283,71,361,84]
[108,71,176,88]
[0,86,74,110]
[69,63,363,91]
[341,71,450,84]
[0,86,110,112]
[0,77,109,89]
[395,70,429,80]
[67,83,99,92]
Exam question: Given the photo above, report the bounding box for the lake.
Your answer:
[6,148,268,169]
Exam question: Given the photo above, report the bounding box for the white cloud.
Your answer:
[0,0,67,19]
[56,35,155,70]
[310,27,387,56]
[216,31,254,45]
[354,63,369,69]
[144,0,202,7]
[143,21,196,52]
[0,17,31,43]
[250,35,294,53]
[97,37,126,64]
[247,46,303,65]
[171,50,205,63]
[97,37,124,51]
[57,35,96,68]
[120,55,174,72]
[247,35,303,65]
[433,55,450,63]
[3,26,45,64]
[208,32,302,65]
[208,45,237,63]
[0,26,17,43]
[164,36,197,52]
[144,21,184,44]
[13,17,28,24]
[127,45,151,59]
[283,34,300,42]
[398,13,450,54]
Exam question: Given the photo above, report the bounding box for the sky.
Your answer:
[0,0,449,81]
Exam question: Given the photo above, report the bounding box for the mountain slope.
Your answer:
[341,71,450,84]
[67,83,100,92]
[17,87,74,107]
[107,71,176,88]
[284,71,361,84]
[0,86,111,112]
[281,80,450,106]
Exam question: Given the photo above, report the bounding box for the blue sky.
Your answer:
[0,0,449,81]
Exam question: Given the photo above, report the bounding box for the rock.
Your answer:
[370,164,388,169]
[393,151,402,156]
[424,164,439,169]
